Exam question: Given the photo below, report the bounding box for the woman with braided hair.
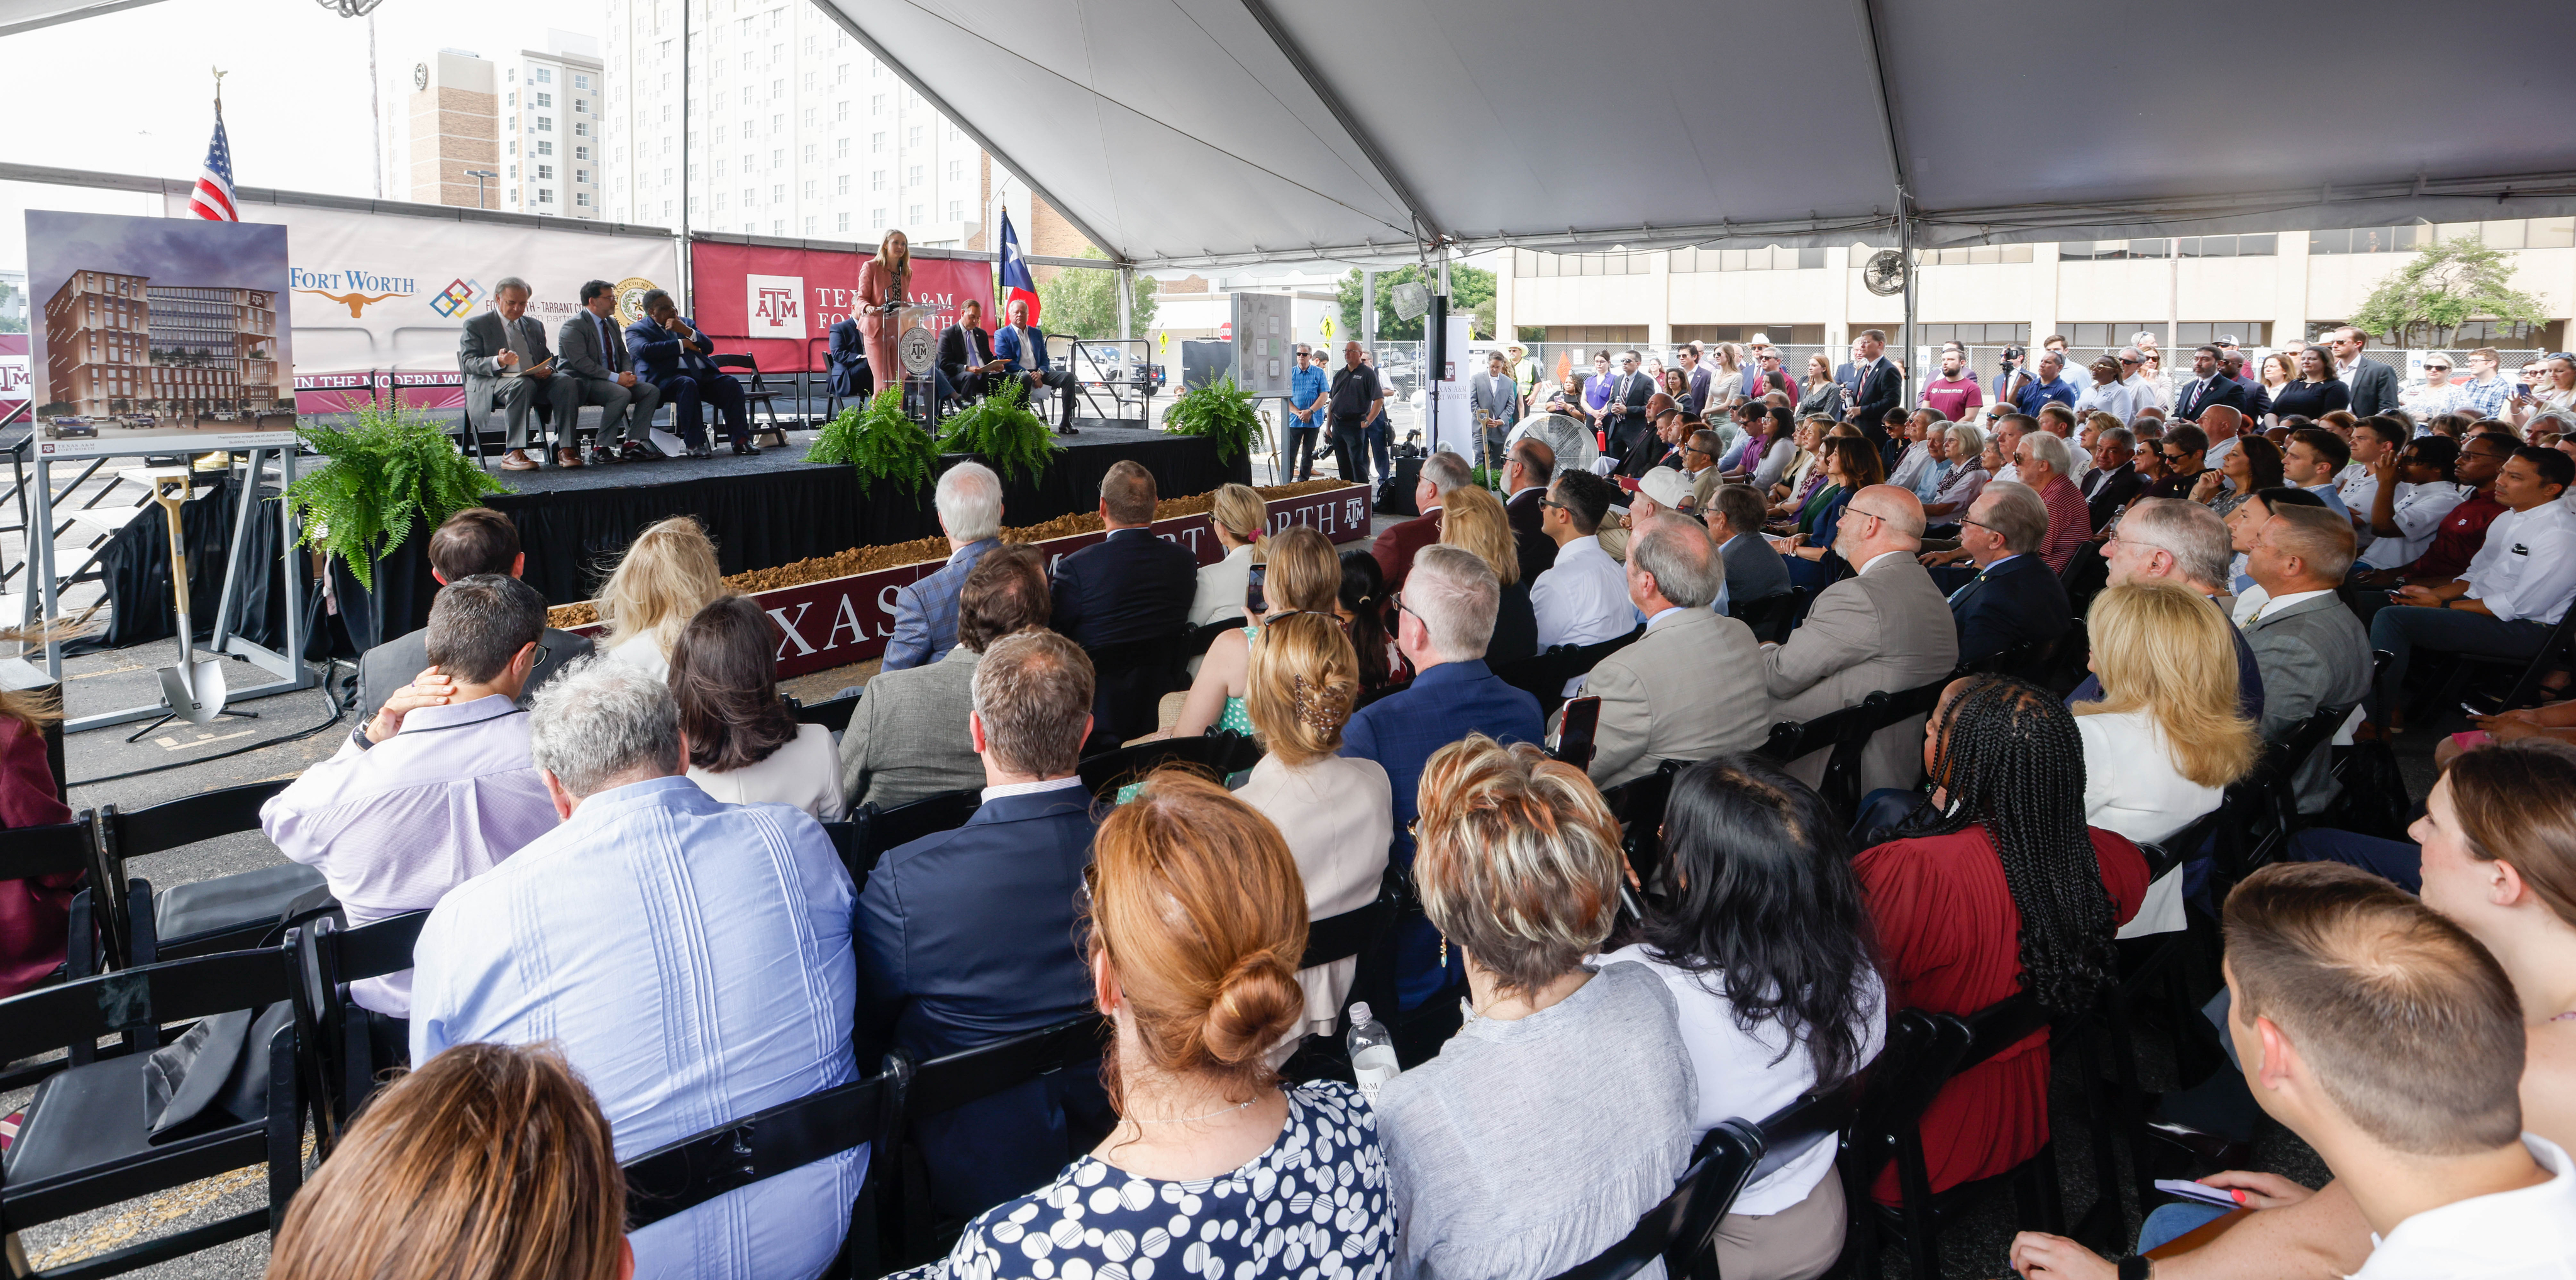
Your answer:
[1851,675,2148,1204]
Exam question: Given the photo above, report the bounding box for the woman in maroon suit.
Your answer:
[1852,675,2147,1203]
[0,678,74,997]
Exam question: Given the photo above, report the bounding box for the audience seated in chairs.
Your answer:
[894,770,1394,1280]
[1336,549,1408,693]
[2238,504,2372,816]
[2368,444,2576,728]
[883,461,1004,672]
[1767,485,1958,795]
[671,595,845,820]
[1438,484,1539,666]
[1502,437,1560,582]
[1340,544,1543,1013]
[1852,676,2146,1205]
[1230,610,1391,1059]
[2010,859,2576,1280]
[843,543,1051,810]
[410,656,860,1280]
[855,628,1113,1221]
[597,515,726,682]
[1601,754,1885,1280]
[0,669,73,998]
[264,574,559,1017]
[1375,736,1696,1280]
[1375,450,1470,593]
[825,313,871,402]
[1777,434,1884,589]
[1187,482,1265,629]
[2072,498,2264,720]
[1052,460,1196,744]
[2072,580,2264,937]
[1552,515,1769,788]
[1943,480,2072,668]
[357,506,592,719]
[264,1042,631,1280]
[1530,469,1636,695]
[1709,482,1792,612]
[1167,526,1338,739]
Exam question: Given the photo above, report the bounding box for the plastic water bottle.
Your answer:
[1347,1001,1399,1103]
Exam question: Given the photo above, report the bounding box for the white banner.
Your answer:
[1430,316,1475,459]
[165,192,679,375]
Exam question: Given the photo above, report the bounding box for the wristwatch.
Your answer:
[2118,1257,2153,1280]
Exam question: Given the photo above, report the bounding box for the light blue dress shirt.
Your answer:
[411,775,862,1280]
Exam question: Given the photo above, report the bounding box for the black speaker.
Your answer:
[1375,456,1421,516]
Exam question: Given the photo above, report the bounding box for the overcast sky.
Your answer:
[1,0,596,265]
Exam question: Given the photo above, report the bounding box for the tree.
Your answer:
[1335,263,1499,341]
[1033,246,1157,339]
[2350,236,2546,348]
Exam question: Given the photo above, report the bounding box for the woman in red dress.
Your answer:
[0,684,76,996]
[1852,675,2148,1203]
[855,229,911,393]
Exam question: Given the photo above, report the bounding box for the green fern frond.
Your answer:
[806,386,941,496]
[283,394,505,591]
[935,381,1060,484]
[1163,375,1262,463]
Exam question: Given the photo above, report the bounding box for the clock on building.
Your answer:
[413,62,428,91]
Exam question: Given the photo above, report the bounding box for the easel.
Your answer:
[25,446,312,734]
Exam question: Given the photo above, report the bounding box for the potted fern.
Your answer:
[286,395,504,591]
[935,382,1060,484]
[1163,375,1261,464]
[807,387,941,501]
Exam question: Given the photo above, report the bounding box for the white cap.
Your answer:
[1348,1001,1372,1025]
[1638,466,1691,511]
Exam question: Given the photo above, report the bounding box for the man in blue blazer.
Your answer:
[824,314,870,400]
[625,287,755,458]
[1341,544,1544,1012]
[1050,461,1197,746]
[992,297,1080,432]
[853,629,1114,1219]
[1945,482,2072,667]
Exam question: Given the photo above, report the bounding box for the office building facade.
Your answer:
[42,270,279,419]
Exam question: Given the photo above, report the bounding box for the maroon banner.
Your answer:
[689,241,992,376]
[568,485,1373,676]
[0,334,27,419]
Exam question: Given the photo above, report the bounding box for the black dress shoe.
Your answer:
[619,439,657,462]
[587,446,621,465]
[733,438,760,456]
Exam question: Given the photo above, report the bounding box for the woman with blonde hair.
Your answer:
[897,770,1396,1280]
[1234,612,1392,1057]
[1706,342,1749,416]
[599,516,725,680]
[1795,353,1845,421]
[1377,735,1696,1280]
[1438,484,1536,665]
[1188,483,1267,627]
[265,1042,630,1280]
[2072,579,2262,936]
[855,229,911,399]
[1167,524,1338,737]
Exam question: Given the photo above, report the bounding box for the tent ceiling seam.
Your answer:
[1233,0,1442,247]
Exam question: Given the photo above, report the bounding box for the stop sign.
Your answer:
[1219,321,1233,341]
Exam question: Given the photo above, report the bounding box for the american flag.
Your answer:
[189,106,237,222]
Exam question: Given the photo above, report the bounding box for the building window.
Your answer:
[771,114,783,131]
[536,116,553,131]
[2308,226,2428,255]
[574,72,590,89]
[805,215,817,233]
[836,174,850,194]
[535,67,552,84]
[836,137,850,158]
[837,211,850,232]
[1917,244,2041,265]
[947,159,962,181]
[772,219,784,234]
[804,179,816,198]
[772,184,785,202]
[1512,249,1657,277]
[740,86,753,105]
[506,91,517,108]
[535,93,552,108]
[907,165,921,186]
[872,206,886,226]
[837,63,851,82]
[578,145,592,160]
[577,168,590,184]
[537,164,554,180]
[714,158,728,177]
[871,93,886,115]
[508,140,518,156]
[508,164,519,180]
[771,148,784,167]
[946,199,962,221]
[803,72,815,91]
[1665,245,1828,272]
[908,202,923,223]
[577,191,592,208]
[538,188,553,203]
[573,98,587,114]
[536,140,552,155]
[804,108,816,127]
[574,122,588,137]
[803,143,817,162]
[836,100,849,121]
[906,125,922,148]
[770,78,784,98]
[871,131,886,152]
[871,170,886,191]
[743,187,757,206]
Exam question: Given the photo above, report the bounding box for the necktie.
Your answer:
[598,314,616,367]
[502,317,531,373]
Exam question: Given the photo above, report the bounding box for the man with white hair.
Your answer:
[1374,448,1470,592]
[2014,429,2093,571]
[883,461,1004,670]
[1553,516,1767,788]
[1341,543,1543,1010]
[459,276,584,472]
[1765,485,1957,794]
[410,658,860,1280]
[2070,497,2263,718]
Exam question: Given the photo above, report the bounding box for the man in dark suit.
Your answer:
[356,507,590,719]
[937,299,1006,402]
[1502,437,1558,583]
[1945,482,2072,666]
[1596,349,1654,463]
[2218,345,2273,422]
[855,627,1114,1220]
[2173,345,2251,421]
[2329,326,2400,418]
[625,287,756,458]
[1617,397,1687,479]
[826,315,871,400]
[2081,426,2146,529]
[1845,328,1903,453]
[1050,460,1197,746]
[1707,482,1791,609]
[555,279,661,466]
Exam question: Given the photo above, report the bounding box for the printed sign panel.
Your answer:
[745,273,807,339]
[0,334,27,419]
[689,240,992,373]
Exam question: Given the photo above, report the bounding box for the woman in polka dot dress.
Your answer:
[893,770,1396,1280]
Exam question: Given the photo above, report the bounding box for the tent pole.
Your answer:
[1899,202,1914,411]
[1362,270,1375,348]
[2167,240,2180,371]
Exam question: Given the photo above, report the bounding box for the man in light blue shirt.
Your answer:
[411,659,860,1280]
[1284,345,1328,482]
[2284,426,2353,522]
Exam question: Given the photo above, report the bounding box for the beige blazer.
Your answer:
[1553,607,1769,788]
[1233,753,1391,1057]
[1764,551,1959,795]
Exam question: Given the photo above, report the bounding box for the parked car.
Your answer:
[123,413,157,428]
[45,417,96,439]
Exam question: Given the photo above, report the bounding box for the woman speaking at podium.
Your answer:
[857,230,911,390]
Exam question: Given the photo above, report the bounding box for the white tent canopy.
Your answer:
[816,0,2576,268]
[0,0,164,37]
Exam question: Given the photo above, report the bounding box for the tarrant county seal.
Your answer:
[614,278,658,326]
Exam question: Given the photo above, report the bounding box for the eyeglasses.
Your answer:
[529,641,551,667]
[1391,590,1424,626]
[1843,504,1899,527]
[1539,498,1568,512]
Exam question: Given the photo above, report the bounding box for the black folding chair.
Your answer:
[1753,701,1879,821]
[0,947,306,1278]
[1544,1123,1760,1280]
[1731,587,1805,645]
[2424,604,2576,721]
[1597,758,1690,889]
[882,1015,1113,1264]
[842,786,984,886]
[90,778,325,964]
[1082,632,1189,753]
[1182,617,1242,659]
[1492,625,1647,720]
[788,690,862,734]
[2223,701,2356,886]
[1077,732,1238,801]
[712,353,790,446]
[622,1070,897,1277]
[291,910,431,1150]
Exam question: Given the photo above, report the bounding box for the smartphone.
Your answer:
[1244,564,1269,615]
[1554,696,1602,770]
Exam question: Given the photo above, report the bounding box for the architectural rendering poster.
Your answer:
[26,211,299,458]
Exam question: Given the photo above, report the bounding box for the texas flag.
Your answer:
[997,207,1039,325]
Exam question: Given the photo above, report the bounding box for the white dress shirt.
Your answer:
[1531,534,1639,695]
[2240,586,2334,626]
[2352,1134,2576,1279]
[980,775,1086,804]
[2464,502,2576,625]
[2074,378,2142,424]
[687,722,847,821]
[2075,709,2219,939]
[2358,481,2470,570]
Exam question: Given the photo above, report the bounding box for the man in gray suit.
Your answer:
[842,543,1050,809]
[1470,350,1521,470]
[2241,504,2371,814]
[556,279,662,465]
[1765,485,1959,794]
[357,507,590,719]
[1553,516,1767,788]
[458,277,582,472]
[1707,483,1791,610]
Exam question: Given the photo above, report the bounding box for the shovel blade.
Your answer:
[157,658,229,725]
